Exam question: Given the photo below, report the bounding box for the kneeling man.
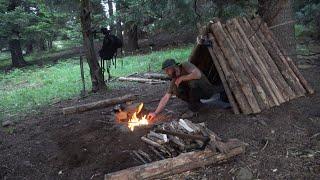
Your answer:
[148,59,216,120]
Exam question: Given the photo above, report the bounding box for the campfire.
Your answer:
[114,102,149,131]
[128,112,148,131]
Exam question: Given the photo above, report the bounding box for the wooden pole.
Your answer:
[208,34,250,114]
[80,55,86,96]
[62,94,137,115]
[254,17,314,94]
[104,146,245,180]
[211,21,261,113]
[206,35,240,114]
[235,18,295,101]
[118,77,167,84]
[224,21,269,109]
[246,17,306,98]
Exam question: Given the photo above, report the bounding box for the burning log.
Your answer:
[118,77,167,84]
[104,146,245,180]
[62,94,137,115]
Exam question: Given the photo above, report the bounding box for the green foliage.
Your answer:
[0,45,192,121]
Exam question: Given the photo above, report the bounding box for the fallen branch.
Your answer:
[118,77,167,84]
[104,146,245,180]
[62,94,137,115]
[143,73,170,80]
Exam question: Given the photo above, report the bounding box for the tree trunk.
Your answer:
[7,0,27,68]
[38,38,47,51]
[127,23,139,51]
[80,0,106,92]
[107,0,114,33]
[258,0,296,60]
[25,41,34,55]
[9,39,27,67]
[115,1,123,42]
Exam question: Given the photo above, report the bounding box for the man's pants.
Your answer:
[176,78,215,111]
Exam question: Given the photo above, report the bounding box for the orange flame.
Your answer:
[128,103,148,131]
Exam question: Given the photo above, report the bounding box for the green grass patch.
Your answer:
[0,45,193,121]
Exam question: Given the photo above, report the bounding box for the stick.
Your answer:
[132,150,148,164]
[143,73,170,80]
[118,77,166,84]
[62,94,137,115]
[104,146,245,180]
[148,146,165,160]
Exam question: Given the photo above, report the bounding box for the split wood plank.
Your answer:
[211,21,261,113]
[62,94,137,115]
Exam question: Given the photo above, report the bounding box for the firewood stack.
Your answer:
[105,119,245,179]
[191,16,314,115]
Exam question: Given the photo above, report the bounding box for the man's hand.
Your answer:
[175,77,183,86]
[147,112,157,121]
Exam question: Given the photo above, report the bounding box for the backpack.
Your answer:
[99,34,123,61]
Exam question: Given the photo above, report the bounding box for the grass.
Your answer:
[0,45,193,121]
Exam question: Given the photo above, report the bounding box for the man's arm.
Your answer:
[148,93,171,120]
[175,63,201,86]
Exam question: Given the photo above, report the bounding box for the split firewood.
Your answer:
[104,146,245,180]
[138,150,152,162]
[141,136,171,156]
[62,94,137,115]
[132,150,148,164]
[155,129,210,144]
[148,131,168,143]
[118,77,167,84]
[178,119,195,133]
[148,146,165,160]
[167,135,186,151]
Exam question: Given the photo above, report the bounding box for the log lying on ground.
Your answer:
[104,146,245,180]
[118,77,167,84]
[62,94,137,115]
[143,73,170,80]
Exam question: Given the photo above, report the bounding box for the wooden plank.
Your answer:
[255,17,314,94]
[104,146,245,180]
[225,20,269,109]
[236,18,296,101]
[246,17,306,98]
[62,94,137,115]
[211,21,261,113]
[208,34,251,114]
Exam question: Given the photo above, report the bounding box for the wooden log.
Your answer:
[211,21,261,113]
[224,21,269,109]
[104,146,245,180]
[224,20,276,108]
[229,19,283,106]
[143,73,170,80]
[254,17,314,94]
[132,150,148,164]
[62,94,137,115]
[206,35,240,114]
[208,34,251,114]
[235,18,296,102]
[118,77,167,84]
[168,135,186,150]
[246,17,305,98]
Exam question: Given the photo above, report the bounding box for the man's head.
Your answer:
[162,59,179,78]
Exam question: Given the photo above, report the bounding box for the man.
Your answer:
[147,59,216,120]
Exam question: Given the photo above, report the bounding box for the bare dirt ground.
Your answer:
[1,55,320,180]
